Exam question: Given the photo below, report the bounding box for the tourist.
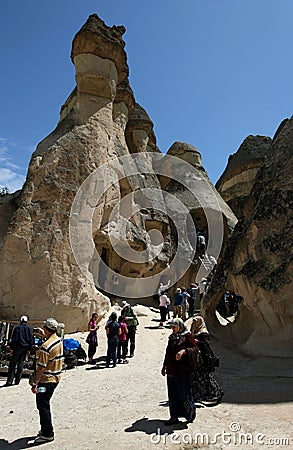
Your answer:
[173,288,183,318]
[30,318,63,444]
[117,316,128,364]
[105,312,121,367]
[190,316,223,407]
[181,287,190,321]
[4,315,33,387]
[199,278,207,301]
[188,283,200,317]
[120,301,139,358]
[197,234,206,257]
[161,318,198,425]
[159,290,170,327]
[86,312,99,364]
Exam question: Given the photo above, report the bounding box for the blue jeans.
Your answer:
[106,338,118,366]
[36,382,58,437]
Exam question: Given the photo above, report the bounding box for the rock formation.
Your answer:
[204,117,293,356]
[216,135,272,219]
[0,14,237,332]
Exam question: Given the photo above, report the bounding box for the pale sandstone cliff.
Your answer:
[204,117,293,356]
[2,15,234,329]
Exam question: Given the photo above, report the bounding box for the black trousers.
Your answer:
[7,346,28,385]
[117,340,128,360]
[126,326,136,356]
[36,382,58,437]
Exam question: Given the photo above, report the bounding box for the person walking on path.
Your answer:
[4,315,33,387]
[161,318,198,426]
[159,290,170,327]
[30,318,63,444]
[86,313,99,364]
[105,312,121,367]
[190,316,223,407]
[120,301,139,358]
[173,288,183,318]
[181,287,190,321]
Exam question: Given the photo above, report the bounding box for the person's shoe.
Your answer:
[186,410,196,423]
[3,383,13,387]
[129,354,134,358]
[34,434,54,444]
[106,364,110,368]
[112,364,117,368]
[164,418,179,426]
[117,359,123,364]
[123,359,129,364]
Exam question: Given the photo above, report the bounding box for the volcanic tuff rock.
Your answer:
[0,14,237,331]
[204,117,293,356]
[216,135,272,220]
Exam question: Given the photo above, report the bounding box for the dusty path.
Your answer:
[1,307,292,449]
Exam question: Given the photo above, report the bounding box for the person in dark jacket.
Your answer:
[161,318,198,425]
[4,315,33,386]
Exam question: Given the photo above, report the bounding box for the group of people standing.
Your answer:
[159,283,202,326]
[161,315,223,426]
[86,301,139,368]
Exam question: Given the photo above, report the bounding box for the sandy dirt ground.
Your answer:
[1,307,293,450]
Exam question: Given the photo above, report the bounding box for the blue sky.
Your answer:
[0,0,292,192]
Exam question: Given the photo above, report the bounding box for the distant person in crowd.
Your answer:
[188,283,200,316]
[233,293,243,313]
[121,301,139,358]
[30,318,63,444]
[159,290,170,327]
[86,313,99,364]
[105,312,121,368]
[217,290,234,318]
[161,318,198,425]
[181,287,190,321]
[4,315,33,387]
[199,278,208,300]
[197,234,206,257]
[117,316,128,364]
[173,288,183,318]
[190,316,223,407]
[158,280,171,295]
[207,254,217,272]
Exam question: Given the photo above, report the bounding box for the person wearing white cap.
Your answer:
[30,317,63,444]
[121,302,139,358]
[4,315,33,387]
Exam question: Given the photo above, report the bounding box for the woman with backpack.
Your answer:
[190,316,223,407]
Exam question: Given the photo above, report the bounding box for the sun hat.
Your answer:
[44,318,58,332]
[20,315,28,322]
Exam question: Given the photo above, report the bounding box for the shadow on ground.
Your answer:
[0,436,37,449]
[124,417,188,436]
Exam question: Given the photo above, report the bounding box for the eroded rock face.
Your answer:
[0,14,237,331]
[216,135,272,219]
[160,142,237,288]
[0,15,167,330]
[204,117,293,356]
